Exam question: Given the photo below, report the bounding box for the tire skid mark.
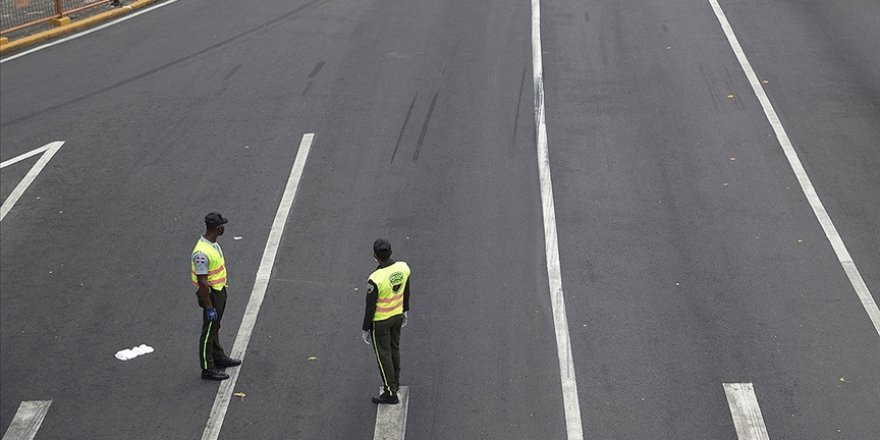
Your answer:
[307,60,325,78]
[510,67,527,156]
[412,91,439,162]
[301,81,314,97]
[222,64,241,81]
[391,92,418,163]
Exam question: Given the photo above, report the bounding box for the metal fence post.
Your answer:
[54,0,64,18]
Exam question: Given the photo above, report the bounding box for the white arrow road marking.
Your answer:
[1,400,52,440]
[1,141,65,222]
[723,383,771,440]
[200,133,315,440]
[373,386,409,440]
[0,145,50,168]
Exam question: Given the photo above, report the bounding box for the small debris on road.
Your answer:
[115,344,154,361]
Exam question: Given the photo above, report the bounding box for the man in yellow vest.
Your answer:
[362,238,411,404]
[192,212,241,381]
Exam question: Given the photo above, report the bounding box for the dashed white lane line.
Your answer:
[1,400,52,440]
[708,0,880,337]
[530,1,585,439]
[0,141,65,222]
[373,386,409,440]
[723,383,771,440]
[0,0,183,63]
[200,133,314,440]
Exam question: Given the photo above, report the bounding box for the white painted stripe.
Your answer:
[0,0,182,63]
[0,141,64,222]
[723,383,771,440]
[200,133,314,440]
[1,400,52,440]
[373,386,409,440]
[530,1,584,439]
[0,145,49,169]
[708,0,880,336]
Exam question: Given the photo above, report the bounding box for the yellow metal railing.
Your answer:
[1,0,116,35]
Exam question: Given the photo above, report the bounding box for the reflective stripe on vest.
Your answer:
[369,261,410,321]
[191,239,227,290]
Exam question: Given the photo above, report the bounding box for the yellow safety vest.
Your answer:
[369,262,410,321]
[191,239,227,290]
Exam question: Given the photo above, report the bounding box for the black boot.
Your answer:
[202,369,230,381]
[371,392,399,404]
[215,357,242,368]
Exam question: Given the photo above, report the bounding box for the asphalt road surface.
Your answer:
[1,0,878,439]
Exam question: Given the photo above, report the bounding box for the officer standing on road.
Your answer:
[362,239,411,404]
[192,212,241,381]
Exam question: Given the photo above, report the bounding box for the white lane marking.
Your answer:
[530,1,584,439]
[0,145,49,169]
[114,344,154,361]
[708,0,880,336]
[1,400,52,440]
[0,141,64,222]
[0,0,182,63]
[200,133,315,440]
[723,383,771,440]
[373,386,409,440]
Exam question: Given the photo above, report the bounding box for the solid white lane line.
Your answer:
[200,133,314,440]
[0,145,49,169]
[0,0,183,63]
[373,386,409,440]
[723,383,771,440]
[708,0,880,336]
[0,141,64,222]
[1,400,52,440]
[530,1,585,439]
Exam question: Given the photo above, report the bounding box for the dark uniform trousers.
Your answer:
[200,287,228,370]
[371,313,405,396]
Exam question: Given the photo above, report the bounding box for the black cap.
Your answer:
[373,238,392,259]
[205,212,229,229]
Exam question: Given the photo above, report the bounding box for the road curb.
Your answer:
[0,0,162,56]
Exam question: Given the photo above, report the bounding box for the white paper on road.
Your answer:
[114,344,154,361]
